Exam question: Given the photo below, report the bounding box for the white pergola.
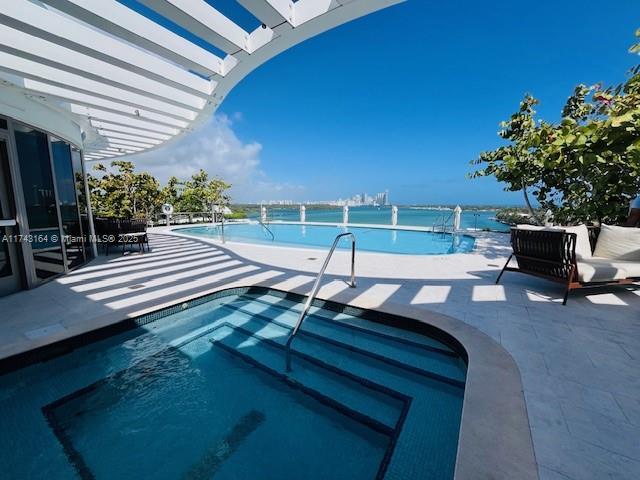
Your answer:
[0,0,403,160]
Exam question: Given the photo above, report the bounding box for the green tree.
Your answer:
[532,78,640,224]
[472,29,640,225]
[176,169,231,213]
[88,161,161,218]
[132,171,162,217]
[160,175,181,206]
[470,95,547,224]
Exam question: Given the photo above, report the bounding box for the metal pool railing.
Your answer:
[285,232,356,372]
[432,211,454,234]
[258,220,275,241]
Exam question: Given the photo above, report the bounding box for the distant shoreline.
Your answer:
[235,204,525,211]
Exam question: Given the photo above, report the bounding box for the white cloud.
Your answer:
[125,113,304,202]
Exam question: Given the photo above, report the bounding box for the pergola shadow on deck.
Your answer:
[0,231,639,480]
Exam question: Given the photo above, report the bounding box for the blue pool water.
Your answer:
[177,223,475,255]
[0,289,466,479]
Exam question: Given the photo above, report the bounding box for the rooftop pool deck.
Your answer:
[0,227,638,480]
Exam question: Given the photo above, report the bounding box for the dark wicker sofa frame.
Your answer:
[495,227,639,305]
[94,217,149,255]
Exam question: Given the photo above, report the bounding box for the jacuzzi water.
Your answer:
[0,289,466,479]
[176,223,475,255]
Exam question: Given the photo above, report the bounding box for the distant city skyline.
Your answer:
[262,190,390,207]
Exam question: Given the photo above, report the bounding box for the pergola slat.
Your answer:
[39,0,225,77]
[73,107,180,135]
[0,25,206,110]
[90,121,173,140]
[103,146,141,154]
[137,0,250,54]
[104,142,146,152]
[0,1,213,97]
[99,131,164,146]
[237,0,293,28]
[0,62,198,120]
[104,135,162,148]
[21,81,188,127]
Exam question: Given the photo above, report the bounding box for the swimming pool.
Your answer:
[176,223,475,255]
[0,287,466,479]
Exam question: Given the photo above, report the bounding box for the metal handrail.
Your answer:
[285,232,356,371]
[443,210,454,231]
[432,213,445,231]
[433,211,454,233]
[258,220,275,241]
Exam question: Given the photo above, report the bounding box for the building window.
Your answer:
[71,147,94,260]
[52,138,86,269]
[14,125,64,279]
[0,141,14,278]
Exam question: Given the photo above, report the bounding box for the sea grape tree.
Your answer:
[470,95,547,224]
[472,28,640,225]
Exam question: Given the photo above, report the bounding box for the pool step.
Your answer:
[220,306,465,390]
[239,293,456,354]
[222,301,466,385]
[208,323,407,433]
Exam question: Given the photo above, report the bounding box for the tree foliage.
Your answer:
[470,95,547,223]
[173,169,231,212]
[88,161,161,218]
[471,29,640,225]
[88,162,232,218]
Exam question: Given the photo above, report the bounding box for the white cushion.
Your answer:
[593,224,640,261]
[515,224,592,258]
[616,260,640,278]
[562,225,592,259]
[516,224,545,230]
[577,257,629,283]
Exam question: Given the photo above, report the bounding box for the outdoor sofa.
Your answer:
[94,217,149,255]
[496,224,640,304]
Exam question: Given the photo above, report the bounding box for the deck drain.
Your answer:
[487,264,500,268]
[307,257,318,261]
[128,284,145,290]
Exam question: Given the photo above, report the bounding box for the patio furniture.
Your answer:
[118,218,149,254]
[496,224,640,304]
[93,217,119,255]
[94,217,149,255]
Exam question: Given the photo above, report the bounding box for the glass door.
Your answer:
[13,124,65,280]
[0,137,23,296]
[51,137,86,269]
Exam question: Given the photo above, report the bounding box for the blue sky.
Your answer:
[130,0,640,205]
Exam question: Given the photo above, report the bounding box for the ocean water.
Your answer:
[248,206,509,232]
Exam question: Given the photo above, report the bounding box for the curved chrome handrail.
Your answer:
[285,232,356,371]
[258,220,275,241]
